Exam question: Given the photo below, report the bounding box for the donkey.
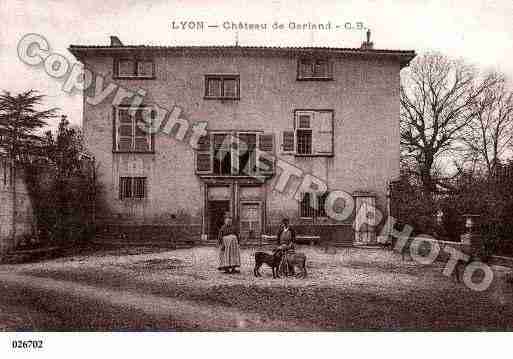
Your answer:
[254,251,283,279]
[278,250,308,279]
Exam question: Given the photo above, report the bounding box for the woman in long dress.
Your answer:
[217,216,241,274]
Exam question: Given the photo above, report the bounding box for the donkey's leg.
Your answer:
[254,263,261,277]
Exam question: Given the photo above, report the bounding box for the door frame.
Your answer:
[201,179,267,241]
[206,199,231,241]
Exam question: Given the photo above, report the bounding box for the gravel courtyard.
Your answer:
[2,245,513,330]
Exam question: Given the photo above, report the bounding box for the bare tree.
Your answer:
[400,53,498,195]
[464,76,513,176]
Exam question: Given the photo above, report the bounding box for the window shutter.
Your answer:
[134,109,150,152]
[313,111,333,155]
[257,133,275,176]
[116,108,133,151]
[281,131,295,153]
[196,133,213,174]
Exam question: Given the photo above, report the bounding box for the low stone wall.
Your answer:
[489,255,513,269]
[95,223,355,247]
[267,224,354,246]
[0,165,35,254]
[96,224,202,245]
[393,236,472,261]
[388,235,513,272]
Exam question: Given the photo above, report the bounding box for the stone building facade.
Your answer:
[69,38,414,245]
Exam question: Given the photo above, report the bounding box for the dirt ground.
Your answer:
[2,245,513,330]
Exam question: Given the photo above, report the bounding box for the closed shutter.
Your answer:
[257,133,275,176]
[282,131,295,153]
[313,111,333,155]
[196,133,212,174]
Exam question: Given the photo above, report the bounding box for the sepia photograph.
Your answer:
[0,0,512,356]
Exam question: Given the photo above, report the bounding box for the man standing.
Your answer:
[276,218,296,276]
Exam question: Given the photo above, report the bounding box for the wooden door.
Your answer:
[354,195,377,245]
[239,202,262,243]
[208,200,230,241]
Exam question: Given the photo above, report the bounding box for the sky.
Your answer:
[1,0,512,129]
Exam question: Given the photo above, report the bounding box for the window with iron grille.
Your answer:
[300,192,315,218]
[300,192,329,218]
[119,177,147,199]
[297,58,333,80]
[317,191,329,217]
[115,59,155,78]
[205,75,240,100]
[114,107,154,153]
[296,130,312,155]
[2,160,7,187]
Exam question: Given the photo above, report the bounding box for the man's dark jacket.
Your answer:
[276,226,296,246]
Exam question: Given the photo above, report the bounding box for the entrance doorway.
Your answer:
[239,202,262,243]
[208,200,230,241]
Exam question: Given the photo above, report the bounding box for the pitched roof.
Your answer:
[68,44,416,67]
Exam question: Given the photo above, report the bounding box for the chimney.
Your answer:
[110,36,124,47]
[360,29,374,50]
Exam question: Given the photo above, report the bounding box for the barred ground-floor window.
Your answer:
[119,177,147,199]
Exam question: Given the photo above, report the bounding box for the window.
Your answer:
[238,133,257,175]
[205,75,240,99]
[118,60,134,77]
[281,131,295,153]
[2,159,7,186]
[297,58,333,80]
[293,110,333,156]
[213,133,232,175]
[114,107,154,152]
[115,59,155,78]
[133,177,146,198]
[119,177,147,199]
[317,192,329,217]
[296,130,312,155]
[300,192,315,218]
[300,192,329,218]
[195,131,275,177]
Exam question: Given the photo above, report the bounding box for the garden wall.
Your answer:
[0,161,34,253]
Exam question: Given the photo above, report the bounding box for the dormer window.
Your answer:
[297,58,333,80]
[114,58,155,79]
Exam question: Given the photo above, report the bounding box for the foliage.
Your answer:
[24,115,98,245]
[391,161,513,254]
[389,170,438,237]
[0,90,57,159]
[0,90,57,246]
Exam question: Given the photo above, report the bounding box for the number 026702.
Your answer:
[11,340,43,349]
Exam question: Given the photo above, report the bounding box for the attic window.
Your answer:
[115,59,155,79]
[297,58,333,80]
[205,75,240,100]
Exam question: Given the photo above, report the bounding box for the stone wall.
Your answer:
[0,161,34,253]
[393,235,473,262]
